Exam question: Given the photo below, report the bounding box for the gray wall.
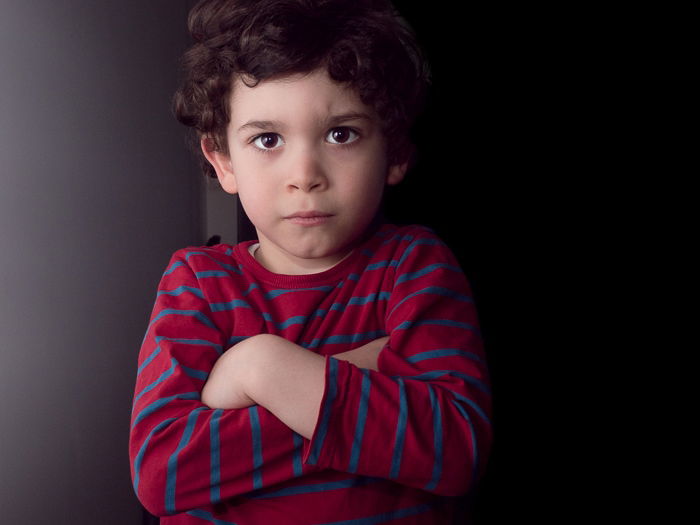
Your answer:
[0,1,205,523]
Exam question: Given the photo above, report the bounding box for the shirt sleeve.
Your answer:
[304,230,492,496]
[129,250,311,517]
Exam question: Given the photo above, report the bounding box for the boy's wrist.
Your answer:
[201,336,265,409]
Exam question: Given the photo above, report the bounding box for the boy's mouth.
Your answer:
[284,211,333,226]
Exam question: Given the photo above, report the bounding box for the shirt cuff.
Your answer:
[303,356,347,469]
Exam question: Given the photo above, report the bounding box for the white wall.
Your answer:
[0,1,204,523]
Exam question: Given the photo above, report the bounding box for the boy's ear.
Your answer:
[386,161,408,186]
[201,137,238,194]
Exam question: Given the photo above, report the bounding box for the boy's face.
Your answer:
[203,68,406,275]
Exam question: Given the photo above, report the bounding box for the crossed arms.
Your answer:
[201,334,388,439]
[129,231,492,516]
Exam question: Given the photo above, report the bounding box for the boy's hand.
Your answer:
[201,337,258,410]
[332,336,388,371]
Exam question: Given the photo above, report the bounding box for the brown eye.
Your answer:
[327,127,359,145]
[253,133,283,150]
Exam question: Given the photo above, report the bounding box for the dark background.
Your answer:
[389,3,579,522]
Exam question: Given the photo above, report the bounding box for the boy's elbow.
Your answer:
[132,453,181,517]
[429,465,477,498]
[134,472,170,517]
[430,431,492,497]
[136,491,165,517]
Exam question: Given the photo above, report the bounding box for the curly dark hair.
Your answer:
[172,0,430,178]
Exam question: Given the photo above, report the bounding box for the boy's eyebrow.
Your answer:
[237,120,283,134]
[326,112,374,126]
[236,112,374,135]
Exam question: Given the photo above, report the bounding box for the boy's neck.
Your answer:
[252,240,353,276]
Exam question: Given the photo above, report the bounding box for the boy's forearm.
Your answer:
[245,335,326,439]
[202,334,326,439]
[200,340,256,410]
[201,335,387,439]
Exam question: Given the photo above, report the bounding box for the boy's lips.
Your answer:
[284,211,333,225]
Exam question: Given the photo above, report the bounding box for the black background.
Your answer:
[387,3,583,523]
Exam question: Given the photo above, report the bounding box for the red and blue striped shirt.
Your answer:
[129,223,492,524]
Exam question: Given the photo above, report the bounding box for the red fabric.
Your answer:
[129,224,491,524]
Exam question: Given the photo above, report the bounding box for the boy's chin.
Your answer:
[258,240,353,275]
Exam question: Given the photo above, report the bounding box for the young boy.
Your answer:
[129,1,491,523]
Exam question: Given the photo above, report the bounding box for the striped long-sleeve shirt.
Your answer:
[129,223,492,524]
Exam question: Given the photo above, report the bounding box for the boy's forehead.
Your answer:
[229,69,375,126]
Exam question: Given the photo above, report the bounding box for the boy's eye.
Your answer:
[252,133,284,150]
[326,127,359,145]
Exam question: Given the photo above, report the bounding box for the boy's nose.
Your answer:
[287,148,328,193]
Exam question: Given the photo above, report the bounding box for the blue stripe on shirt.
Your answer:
[131,392,200,429]
[395,263,463,284]
[264,285,334,299]
[157,285,204,299]
[136,359,209,403]
[452,391,491,425]
[149,309,216,331]
[273,314,308,330]
[309,292,390,320]
[163,261,185,275]
[184,251,241,273]
[252,476,380,499]
[132,417,177,493]
[292,433,304,478]
[390,378,407,479]
[249,406,263,490]
[406,348,483,364]
[195,270,232,278]
[348,292,392,306]
[242,283,260,296]
[424,385,443,491]
[186,509,239,525]
[379,231,414,244]
[397,238,443,267]
[451,399,479,486]
[209,299,252,312]
[303,331,387,349]
[364,260,399,271]
[210,409,223,505]
[307,358,338,465]
[394,318,479,335]
[154,336,223,355]
[348,369,371,473]
[181,363,209,381]
[166,407,206,514]
[401,370,491,395]
[137,346,161,375]
[134,359,177,402]
[388,286,473,318]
